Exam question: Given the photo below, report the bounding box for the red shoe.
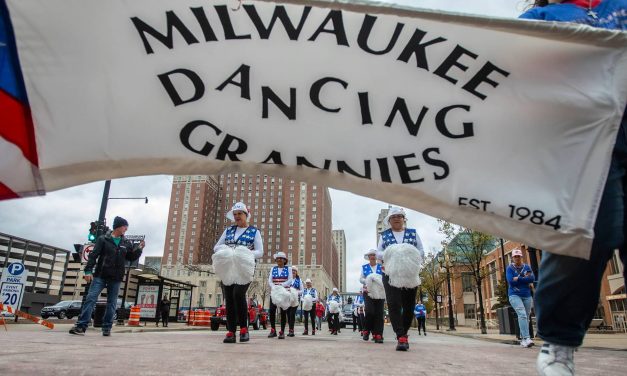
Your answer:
[268,328,277,338]
[396,335,409,351]
[240,327,249,342]
[223,331,236,343]
[374,334,384,343]
[362,331,370,341]
[302,330,309,335]
[278,331,285,339]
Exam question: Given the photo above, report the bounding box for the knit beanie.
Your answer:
[112,216,129,229]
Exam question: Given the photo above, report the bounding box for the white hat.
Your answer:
[332,287,338,292]
[512,249,523,257]
[305,278,312,284]
[226,202,250,221]
[384,206,406,225]
[363,249,377,260]
[273,251,288,261]
[291,266,298,272]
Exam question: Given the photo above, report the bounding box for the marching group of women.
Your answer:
[213,202,424,351]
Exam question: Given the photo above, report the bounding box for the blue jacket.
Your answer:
[506,263,535,298]
[520,0,626,30]
[414,304,426,318]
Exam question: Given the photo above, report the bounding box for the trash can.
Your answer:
[92,301,107,327]
[497,306,517,335]
[512,308,535,340]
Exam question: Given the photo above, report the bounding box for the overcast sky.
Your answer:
[0,0,523,292]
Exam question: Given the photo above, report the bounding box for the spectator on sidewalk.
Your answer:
[315,300,325,331]
[506,248,535,348]
[69,216,145,337]
[156,295,170,327]
[414,300,427,336]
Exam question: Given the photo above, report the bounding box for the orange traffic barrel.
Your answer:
[127,306,141,326]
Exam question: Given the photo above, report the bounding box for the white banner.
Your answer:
[2,0,626,259]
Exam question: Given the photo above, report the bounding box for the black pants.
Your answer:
[417,316,426,334]
[270,299,288,332]
[364,295,385,335]
[383,274,417,337]
[303,308,316,331]
[160,311,169,327]
[352,313,362,331]
[287,306,296,331]
[328,312,340,332]
[223,283,250,333]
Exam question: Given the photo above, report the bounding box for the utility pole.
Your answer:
[81,180,111,306]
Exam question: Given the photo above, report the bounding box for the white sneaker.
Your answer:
[526,338,535,348]
[520,338,535,348]
[537,343,575,376]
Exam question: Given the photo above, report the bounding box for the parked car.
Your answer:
[210,300,268,331]
[40,300,82,319]
[340,305,354,328]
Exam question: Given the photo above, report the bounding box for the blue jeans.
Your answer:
[76,277,121,331]
[509,295,533,339]
[535,113,627,347]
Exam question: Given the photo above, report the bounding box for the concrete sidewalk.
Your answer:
[428,325,627,351]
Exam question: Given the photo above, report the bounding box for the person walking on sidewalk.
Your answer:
[301,278,318,335]
[507,248,535,348]
[267,252,293,339]
[352,290,365,333]
[287,266,302,337]
[519,3,627,373]
[360,249,385,343]
[414,300,427,336]
[214,202,264,343]
[326,288,343,335]
[69,216,144,337]
[377,207,425,351]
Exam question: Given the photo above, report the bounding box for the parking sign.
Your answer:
[1,262,28,313]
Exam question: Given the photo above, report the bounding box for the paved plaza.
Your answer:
[1,322,626,375]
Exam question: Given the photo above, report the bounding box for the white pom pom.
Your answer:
[383,243,422,288]
[271,285,292,310]
[302,295,313,311]
[329,300,340,314]
[290,288,300,307]
[365,273,386,299]
[211,245,255,286]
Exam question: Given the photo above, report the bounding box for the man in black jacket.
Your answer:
[70,216,144,336]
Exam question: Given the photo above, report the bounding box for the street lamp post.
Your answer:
[439,249,456,331]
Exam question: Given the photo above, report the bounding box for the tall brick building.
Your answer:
[161,174,340,307]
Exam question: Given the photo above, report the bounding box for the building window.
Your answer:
[489,262,498,298]
[462,272,475,292]
[464,304,476,320]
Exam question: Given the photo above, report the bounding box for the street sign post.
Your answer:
[1,262,29,314]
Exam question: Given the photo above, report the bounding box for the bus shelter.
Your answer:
[135,274,196,324]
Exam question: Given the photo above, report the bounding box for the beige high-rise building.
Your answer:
[332,230,346,292]
[161,174,339,307]
[376,205,392,241]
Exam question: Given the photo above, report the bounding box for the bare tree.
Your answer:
[420,253,448,330]
[438,220,496,334]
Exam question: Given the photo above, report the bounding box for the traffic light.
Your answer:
[88,221,97,242]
